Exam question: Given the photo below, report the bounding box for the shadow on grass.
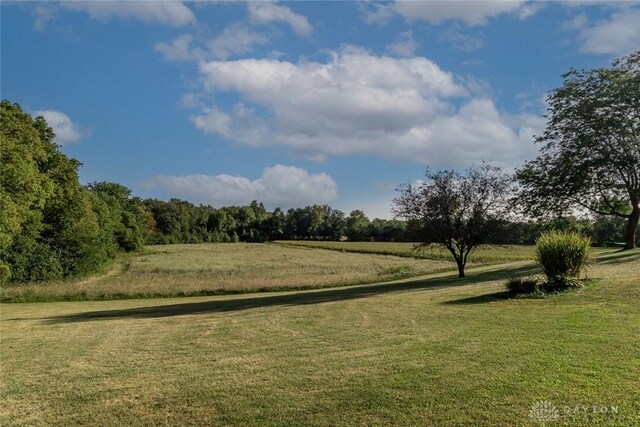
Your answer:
[594,249,640,265]
[42,263,538,323]
[442,291,517,305]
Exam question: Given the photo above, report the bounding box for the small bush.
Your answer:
[542,276,584,293]
[506,276,540,294]
[535,230,591,289]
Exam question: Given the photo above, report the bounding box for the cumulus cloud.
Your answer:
[154,24,268,62]
[247,2,312,36]
[363,0,535,26]
[576,7,640,55]
[34,110,85,145]
[138,165,338,208]
[207,24,269,60]
[60,1,196,27]
[191,47,543,167]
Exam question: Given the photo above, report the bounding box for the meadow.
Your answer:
[276,240,614,262]
[1,247,638,426]
[0,243,457,302]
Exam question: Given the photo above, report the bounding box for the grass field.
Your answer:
[0,243,456,302]
[1,248,638,426]
[276,240,613,263]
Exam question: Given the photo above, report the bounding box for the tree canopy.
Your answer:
[517,51,640,249]
[1,101,111,281]
[393,164,512,278]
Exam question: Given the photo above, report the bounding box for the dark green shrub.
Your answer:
[535,230,591,289]
[7,239,63,282]
[506,276,540,294]
[542,276,584,293]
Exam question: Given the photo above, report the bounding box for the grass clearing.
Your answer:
[0,243,455,302]
[276,240,614,263]
[1,249,638,425]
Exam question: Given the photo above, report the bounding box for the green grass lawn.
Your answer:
[1,249,638,426]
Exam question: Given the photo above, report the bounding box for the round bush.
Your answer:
[535,230,592,287]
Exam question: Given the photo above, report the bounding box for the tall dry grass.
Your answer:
[1,243,454,302]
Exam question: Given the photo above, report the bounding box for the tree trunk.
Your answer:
[456,259,465,278]
[624,205,639,250]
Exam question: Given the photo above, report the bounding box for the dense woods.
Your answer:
[0,101,635,283]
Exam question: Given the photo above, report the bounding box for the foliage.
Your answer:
[1,101,55,280]
[345,210,370,241]
[393,164,512,278]
[87,182,146,252]
[0,101,111,282]
[506,276,541,294]
[517,51,640,249]
[535,230,592,289]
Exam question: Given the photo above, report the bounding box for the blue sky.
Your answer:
[2,1,639,218]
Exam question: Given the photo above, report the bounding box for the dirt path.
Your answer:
[73,260,128,287]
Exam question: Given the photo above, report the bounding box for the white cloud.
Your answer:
[191,47,543,167]
[392,0,532,26]
[560,12,589,32]
[138,165,338,208]
[360,2,396,25]
[34,110,85,145]
[191,103,269,147]
[154,24,268,62]
[60,1,196,27]
[577,8,640,55]
[440,26,485,52]
[386,31,418,57]
[207,24,269,60]
[247,2,312,36]
[154,34,194,61]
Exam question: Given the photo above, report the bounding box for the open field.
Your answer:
[0,243,456,302]
[1,249,639,426]
[276,241,615,263]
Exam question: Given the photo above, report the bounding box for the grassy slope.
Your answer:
[1,250,638,426]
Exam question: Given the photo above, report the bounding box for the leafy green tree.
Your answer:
[367,219,408,242]
[318,205,345,240]
[1,101,109,281]
[591,215,633,247]
[0,101,55,280]
[517,52,640,249]
[345,210,370,241]
[264,207,286,240]
[394,165,512,278]
[88,182,145,252]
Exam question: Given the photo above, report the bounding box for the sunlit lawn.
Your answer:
[1,249,638,426]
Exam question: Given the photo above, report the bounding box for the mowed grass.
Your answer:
[0,243,455,302]
[1,250,638,426]
[276,240,614,263]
